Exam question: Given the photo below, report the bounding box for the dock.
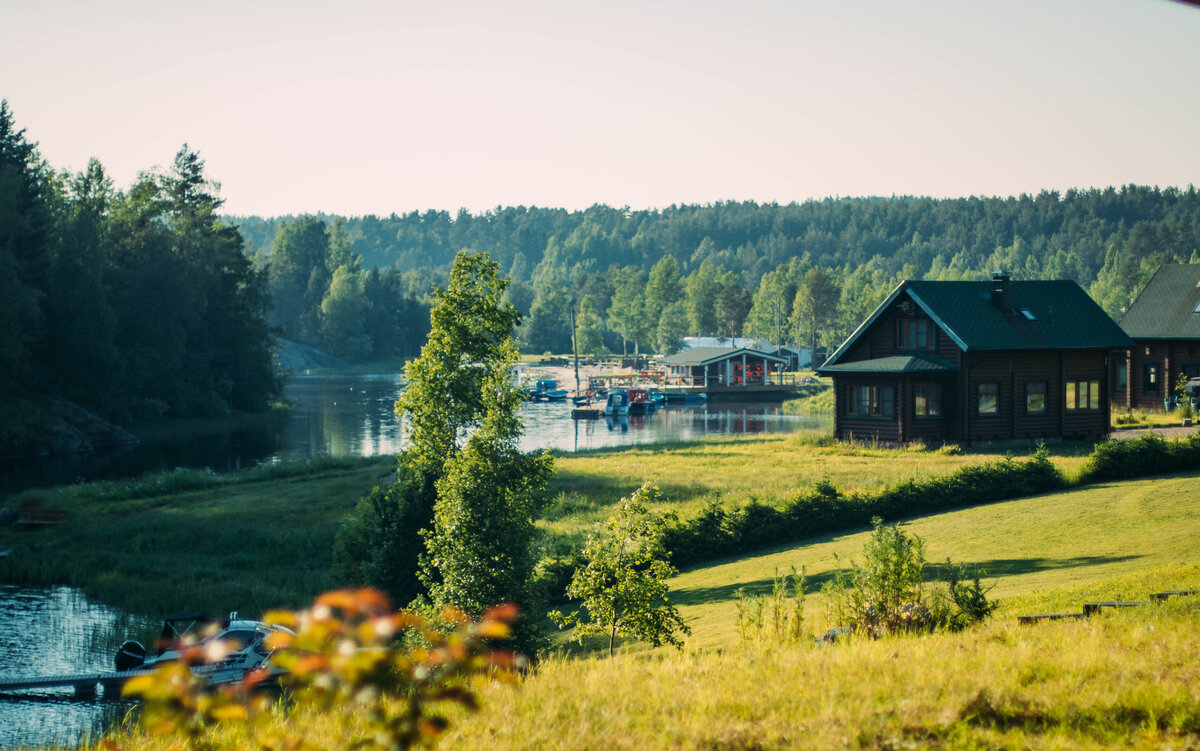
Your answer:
[0,668,155,697]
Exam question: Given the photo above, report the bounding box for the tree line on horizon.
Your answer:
[0,101,279,423]
[237,184,1200,360]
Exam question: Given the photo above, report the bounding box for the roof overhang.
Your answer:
[817,353,957,376]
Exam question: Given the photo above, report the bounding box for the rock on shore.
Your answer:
[0,400,139,459]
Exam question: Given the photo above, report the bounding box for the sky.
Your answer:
[2,0,1198,217]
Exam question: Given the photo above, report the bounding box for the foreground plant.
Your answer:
[122,588,520,750]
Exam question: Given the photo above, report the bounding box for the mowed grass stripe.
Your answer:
[669,470,1200,649]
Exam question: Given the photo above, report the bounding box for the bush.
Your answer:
[823,520,997,637]
[1080,432,1200,481]
[663,448,1065,569]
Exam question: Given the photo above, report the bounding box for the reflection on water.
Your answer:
[0,586,144,749]
[1,373,830,494]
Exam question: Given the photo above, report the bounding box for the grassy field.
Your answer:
[544,434,1092,542]
[1,436,1100,618]
[89,473,1200,751]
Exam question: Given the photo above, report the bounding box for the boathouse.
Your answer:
[817,274,1133,445]
[1111,264,1200,411]
[661,347,791,400]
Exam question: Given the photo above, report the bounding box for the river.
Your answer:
[0,373,829,747]
[2,372,830,495]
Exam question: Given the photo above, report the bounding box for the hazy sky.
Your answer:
[2,0,1198,216]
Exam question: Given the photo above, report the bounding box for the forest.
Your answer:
[5,94,1200,429]
[0,101,278,424]
[236,184,1200,360]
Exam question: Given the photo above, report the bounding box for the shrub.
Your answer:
[734,567,806,649]
[822,520,997,638]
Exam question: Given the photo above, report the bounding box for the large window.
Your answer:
[977,383,999,415]
[1066,380,1101,411]
[896,319,933,350]
[1143,362,1160,395]
[846,385,895,418]
[1113,360,1128,392]
[913,383,941,417]
[1025,382,1047,414]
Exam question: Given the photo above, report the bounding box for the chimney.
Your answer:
[991,271,1012,314]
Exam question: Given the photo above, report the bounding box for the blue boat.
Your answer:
[603,389,631,416]
[527,378,569,401]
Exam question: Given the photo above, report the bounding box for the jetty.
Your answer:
[0,668,155,698]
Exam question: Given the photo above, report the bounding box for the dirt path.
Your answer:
[1108,424,1199,440]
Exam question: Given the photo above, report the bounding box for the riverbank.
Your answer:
[0,398,139,460]
[0,434,1094,618]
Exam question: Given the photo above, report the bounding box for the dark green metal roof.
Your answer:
[662,347,789,366]
[821,278,1132,372]
[1119,264,1200,340]
[818,353,956,374]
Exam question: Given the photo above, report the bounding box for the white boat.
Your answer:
[0,612,294,697]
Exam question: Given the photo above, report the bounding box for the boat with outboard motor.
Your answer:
[0,612,294,698]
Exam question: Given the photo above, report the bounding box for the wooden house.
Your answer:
[817,274,1133,445]
[1111,264,1200,411]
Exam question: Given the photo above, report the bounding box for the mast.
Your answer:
[570,298,581,396]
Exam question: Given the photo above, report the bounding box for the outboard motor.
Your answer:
[115,640,147,671]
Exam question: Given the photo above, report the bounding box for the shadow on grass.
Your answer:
[671,554,1143,607]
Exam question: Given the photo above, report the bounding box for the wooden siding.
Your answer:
[834,375,900,443]
[1121,340,1200,411]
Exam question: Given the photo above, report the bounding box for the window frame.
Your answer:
[896,318,933,351]
[846,384,896,419]
[1025,381,1047,415]
[1142,361,1160,395]
[913,382,942,418]
[977,382,999,416]
[1065,380,1101,411]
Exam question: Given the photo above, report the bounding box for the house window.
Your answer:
[1143,362,1160,395]
[896,319,932,350]
[913,383,942,417]
[977,383,999,415]
[1113,360,1128,392]
[1066,380,1101,411]
[1025,382,1047,414]
[846,384,895,418]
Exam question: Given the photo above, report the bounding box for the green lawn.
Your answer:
[671,469,1200,649]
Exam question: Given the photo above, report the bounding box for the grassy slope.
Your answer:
[2,436,1095,617]
[94,472,1200,751]
[544,434,1091,540]
[438,472,1200,750]
[0,458,394,614]
[671,470,1200,649]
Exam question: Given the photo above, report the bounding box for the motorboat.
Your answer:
[526,378,569,402]
[602,389,631,416]
[627,389,655,415]
[0,612,294,697]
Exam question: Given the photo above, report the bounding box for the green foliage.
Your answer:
[424,332,554,653]
[734,567,806,648]
[662,446,1067,568]
[823,519,997,637]
[336,249,551,632]
[655,300,689,355]
[552,483,691,657]
[123,588,521,751]
[1080,431,1200,481]
[823,518,928,636]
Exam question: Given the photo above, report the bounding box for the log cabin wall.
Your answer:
[1125,340,1200,411]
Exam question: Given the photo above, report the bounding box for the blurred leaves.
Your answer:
[122,588,521,750]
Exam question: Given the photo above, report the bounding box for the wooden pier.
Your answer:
[0,668,154,697]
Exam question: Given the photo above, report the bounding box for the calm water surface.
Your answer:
[0,586,145,749]
[2,372,829,493]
